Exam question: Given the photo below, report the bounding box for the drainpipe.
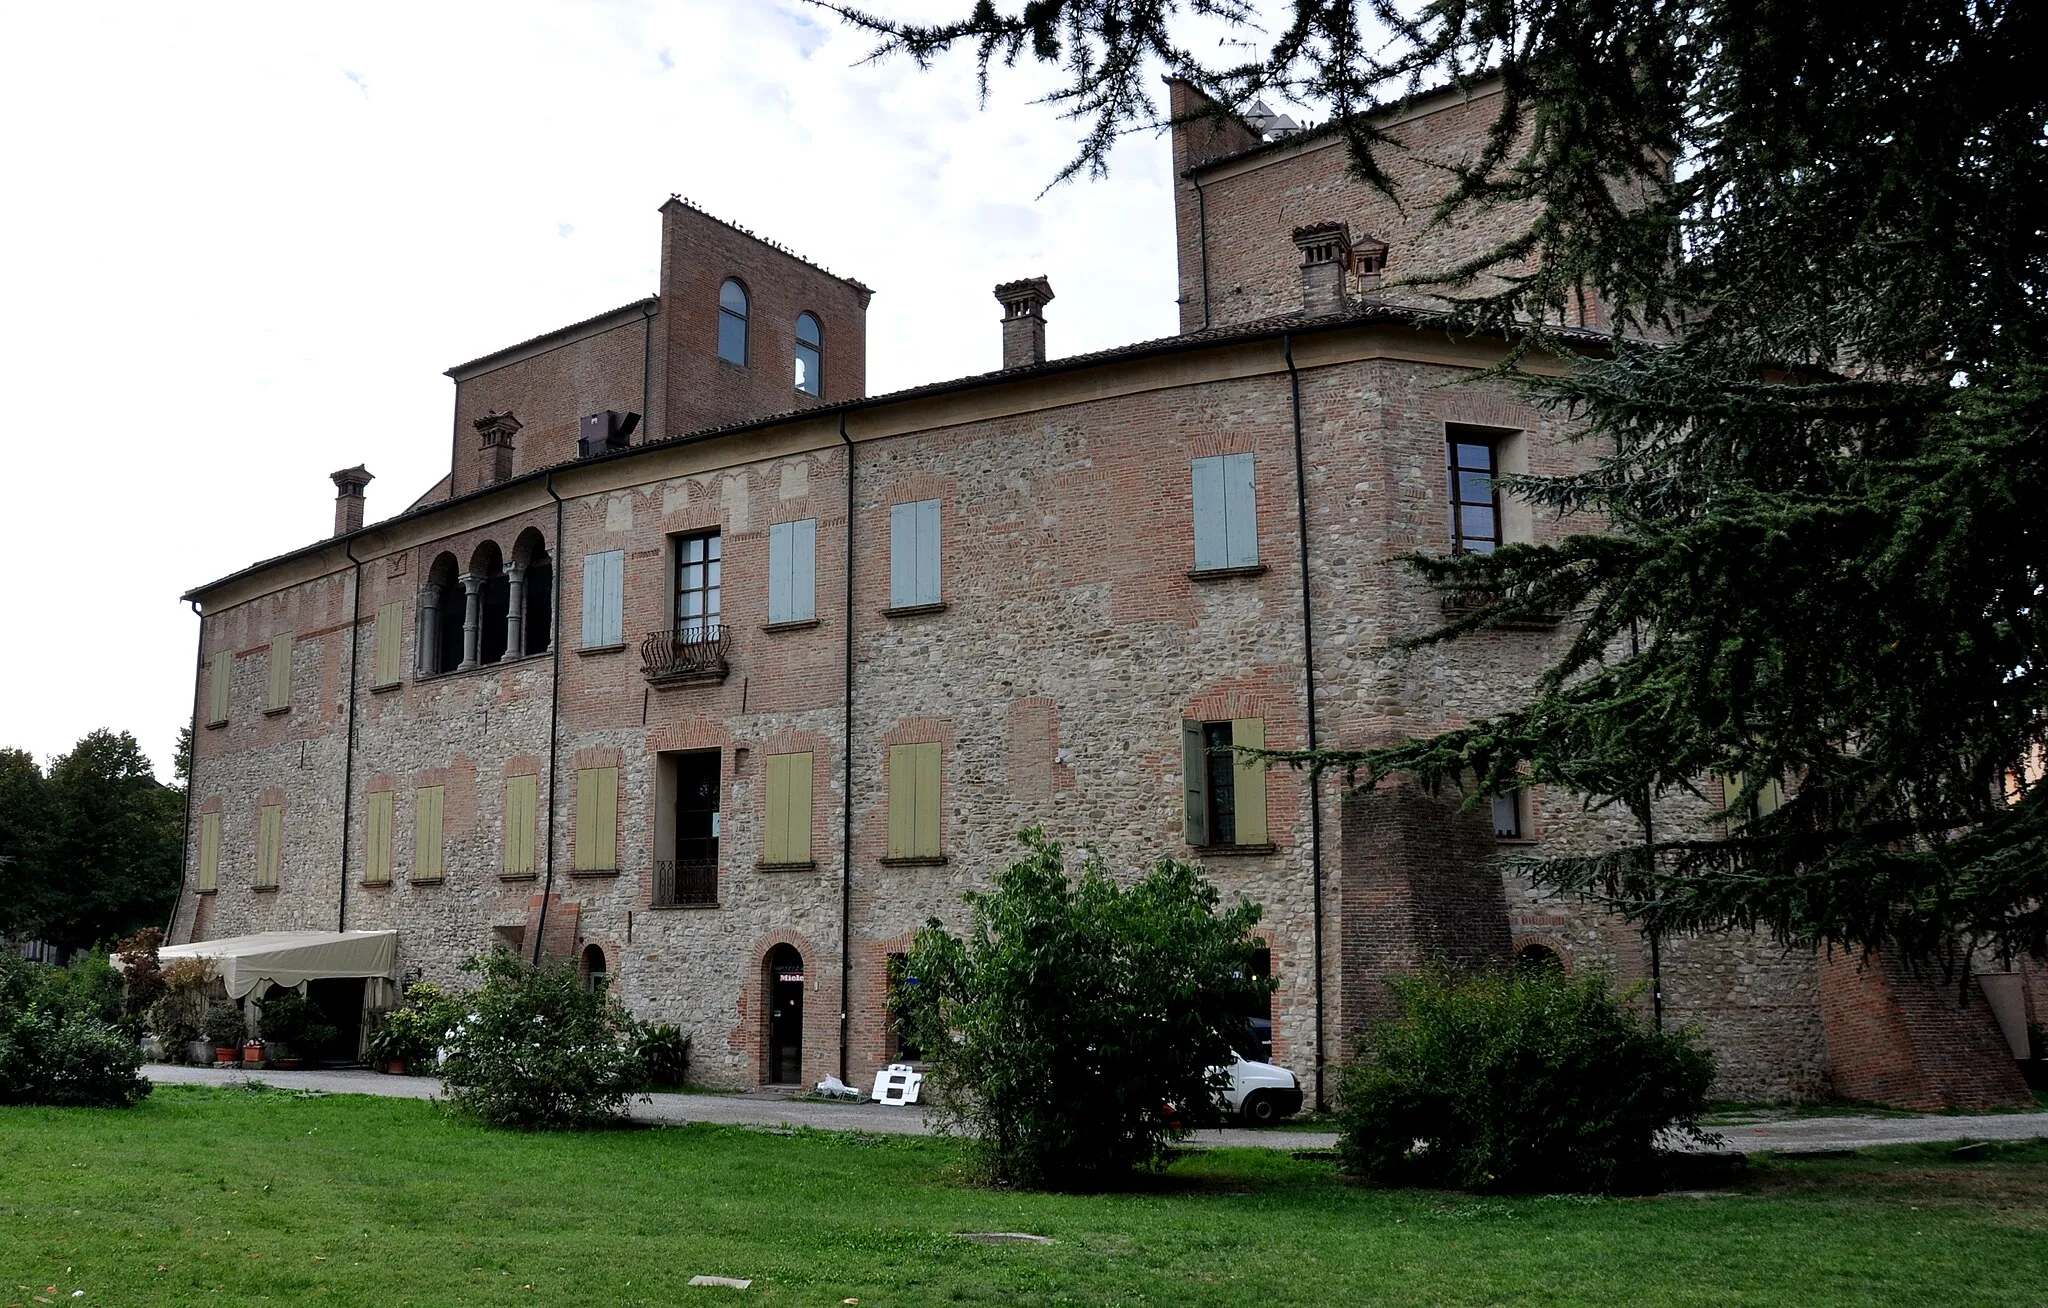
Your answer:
[338,538,365,931]
[1283,333,1328,1111]
[838,412,856,1081]
[532,472,567,965]
[166,600,207,941]
[1192,172,1213,330]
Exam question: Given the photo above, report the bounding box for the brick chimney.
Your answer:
[474,410,523,486]
[995,277,1055,369]
[1292,222,1352,318]
[330,466,372,536]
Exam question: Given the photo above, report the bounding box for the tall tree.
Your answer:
[0,748,49,941]
[825,1,2048,964]
[20,732,183,951]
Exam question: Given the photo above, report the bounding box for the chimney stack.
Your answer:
[475,410,523,485]
[330,465,373,537]
[995,277,1055,369]
[1292,222,1352,318]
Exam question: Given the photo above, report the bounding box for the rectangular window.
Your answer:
[1191,453,1259,571]
[413,786,445,883]
[208,651,232,725]
[255,804,282,889]
[267,634,294,712]
[1492,789,1529,839]
[887,952,923,1061]
[1181,718,1269,847]
[888,499,942,609]
[1448,435,1501,553]
[763,751,813,866]
[197,812,220,892]
[574,766,619,871]
[504,775,537,877]
[580,550,625,648]
[673,531,723,639]
[373,603,404,687]
[886,742,942,860]
[365,791,394,884]
[767,519,818,624]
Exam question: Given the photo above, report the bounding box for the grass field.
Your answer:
[2,1086,2043,1306]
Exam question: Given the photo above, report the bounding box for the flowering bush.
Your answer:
[366,981,464,1069]
[439,951,640,1129]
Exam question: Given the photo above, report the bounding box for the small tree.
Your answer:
[1338,966,1715,1194]
[440,950,641,1129]
[899,828,1273,1189]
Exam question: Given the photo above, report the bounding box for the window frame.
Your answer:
[794,312,823,397]
[1447,432,1504,554]
[887,499,943,611]
[717,278,749,366]
[767,518,818,625]
[671,529,723,640]
[1191,452,1260,572]
[580,550,625,649]
[1181,717,1270,849]
[884,741,944,863]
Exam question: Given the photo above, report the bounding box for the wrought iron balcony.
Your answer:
[653,858,718,908]
[640,624,731,687]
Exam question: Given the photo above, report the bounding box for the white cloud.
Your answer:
[0,0,1188,779]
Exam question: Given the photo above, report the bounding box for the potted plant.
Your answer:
[159,959,219,1064]
[241,1036,267,1068]
[203,998,245,1065]
[257,988,335,1070]
[146,994,204,1064]
[366,981,460,1074]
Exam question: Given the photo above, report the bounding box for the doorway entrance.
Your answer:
[766,943,804,1085]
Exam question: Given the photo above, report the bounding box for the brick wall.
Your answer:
[1819,949,2031,1109]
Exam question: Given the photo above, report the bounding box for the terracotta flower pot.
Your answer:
[241,1041,267,1067]
[273,1058,302,1071]
[380,1058,407,1075]
[214,1046,239,1064]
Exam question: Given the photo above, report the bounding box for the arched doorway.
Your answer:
[581,943,607,991]
[765,944,804,1085]
[1517,942,1564,972]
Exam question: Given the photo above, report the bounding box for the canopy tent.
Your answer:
[156,930,398,1000]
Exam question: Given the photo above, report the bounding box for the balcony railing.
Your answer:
[640,624,731,687]
[653,859,718,908]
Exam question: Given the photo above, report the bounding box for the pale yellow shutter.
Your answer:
[268,634,294,711]
[256,805,281,888]
[766,752,812,865]
[912,743,942,858]
[504,775,537,876]
[886,745,913,860]
[1230,717,1268,845]
[197,812,220,891]
[209,652,232,724]
[365,791,393,884]
[575,768,597,869]
[374,603,404,687]
[594,766,619,870]
[414,786,444,882]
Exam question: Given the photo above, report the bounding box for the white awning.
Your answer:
[157,930,398,999]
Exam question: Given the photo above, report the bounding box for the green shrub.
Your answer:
[115,929,166,1024]
[630,1021,691,1090]
[439,951,640,1129]
[257,988,336,1056]
[366,981,463,1069]
[202,999,246,1049]
[0,978,150,1109]
[899,828,1273,1189]
[149,958,215,1051]
[1337,966,1716,1193]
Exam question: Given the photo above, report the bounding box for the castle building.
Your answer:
[174,81,2034,1108]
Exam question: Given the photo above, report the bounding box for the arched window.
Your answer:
[581,943,608,991]
[717,279,749,366]
[794,312,822,396]
[1517,943,1564,972]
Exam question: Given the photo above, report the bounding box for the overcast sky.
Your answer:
[0,1,1223,781]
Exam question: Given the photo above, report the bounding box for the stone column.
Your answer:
[504,563,527,662]
[417,584,441,674]
[458,573,483,670]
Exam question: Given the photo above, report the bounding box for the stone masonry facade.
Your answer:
[173,83,2032,1108]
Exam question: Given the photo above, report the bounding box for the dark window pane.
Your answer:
[1454,442,1494,471]
[796,312,821,346]
[1458,470,1493,504]
[1203,721,1237,846]
[718,310,747,365]
[719,279,748,314]
[1460,505,1496,541]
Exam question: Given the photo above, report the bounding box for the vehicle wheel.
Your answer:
[1240,1091,1278,1127]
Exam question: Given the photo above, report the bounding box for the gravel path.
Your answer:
[144,1064,2048,1155]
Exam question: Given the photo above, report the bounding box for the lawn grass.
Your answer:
[2,1086,2043,1307]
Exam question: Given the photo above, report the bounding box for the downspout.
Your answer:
[532,472,567,965]
[1283,334,1328,1111]
[337,538,364,931]
[166,600,207,940]
[838,412,856,1081]
[1191,171,1213,330]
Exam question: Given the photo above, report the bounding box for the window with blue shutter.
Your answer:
[889,499,942,609]
[768,519,817,624]
[581,550,624,648]
[1191,453,1259,570]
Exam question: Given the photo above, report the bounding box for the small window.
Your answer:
[1181,718,1269,847]
[413,786,445,883]
[886,742,942,860]
[373,603,405,688]
[794,313,823,396]
[580,551,624,649]
[718,279,749,366]
[763,751,813,866]
[207,652,232,726]
[197,812,221,892]
[888,500,942,609]
[1517,943,1563,972]
[673,531,723,640]
[887,952,924,1061]
[267,633,293,712]
[256,804,283,889]
[582,943,608,991]
[1191,453,1258,571]
[1448,435,1502,553]
[1492,788,1531,839]
[574,766,620,872]
[365,790,394,885]
[503,775,538,877]
[768,519,817,624]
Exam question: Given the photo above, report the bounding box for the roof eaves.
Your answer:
[443,297,659,379]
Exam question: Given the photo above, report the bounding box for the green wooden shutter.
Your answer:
[764,754,790,864]
[575,767,597,869]
[197,812,220,891]
[766,752,812,865]
[374,603,404,686]
[886,744,914,859]
[504,775,537,876]
[912,742,941,857]
[256,804,282,888]
[594,766,619,869]
[1182,721,1211,845]
[365,791,393,884]
[1230,717,1268,845]
[268,634,294,711]
[209,652,232,724]
[414,787,444,882]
